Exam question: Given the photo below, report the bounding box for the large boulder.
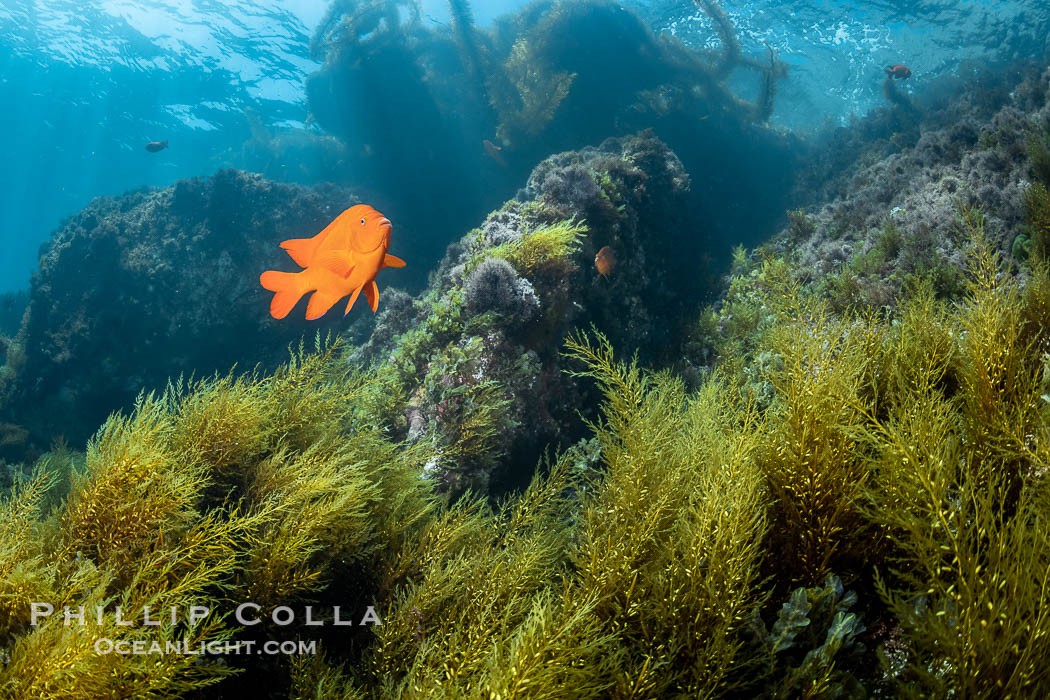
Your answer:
[2,169,361,450]
[355,130,705,496]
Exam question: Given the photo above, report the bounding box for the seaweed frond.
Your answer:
[759,301,878,583]
[491,34,576,140]
[0,467,58,641]
[1026,130,1050,186]
[1023,181,1050,263]
[564,329,769,695]
[364,454,596,696]
[855,214,1050,696]
[488,219,587,277]
[0,338,435,698]
[954,224,1043,492]
[58,394,209,584]
[236,443,380,609]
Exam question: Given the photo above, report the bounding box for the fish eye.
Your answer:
[360,218,366,225]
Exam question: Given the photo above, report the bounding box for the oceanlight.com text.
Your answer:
[94,639,318,656]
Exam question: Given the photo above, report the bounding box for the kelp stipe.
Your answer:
[446,0,485,86]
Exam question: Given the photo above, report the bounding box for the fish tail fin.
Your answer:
[279,236,324,267]
[162,140,168,147]
[260,270,307,319]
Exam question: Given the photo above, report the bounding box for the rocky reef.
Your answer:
[352,129,701,495]
[5,116,1050,695]
[0,291,27,338]
[0,169,363,455]
[0,131,702,492]
[774,63,1050,309]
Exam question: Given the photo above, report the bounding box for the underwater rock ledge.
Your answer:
[1,169,355,452]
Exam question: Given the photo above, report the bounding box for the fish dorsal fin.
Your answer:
[383,253,407,269]
[278,216,343,267]
[363,280,379,312]
[314,251,355,278]
[280,236,323,268]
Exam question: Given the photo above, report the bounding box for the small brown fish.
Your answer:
[595,245,616,277]
[145,140,168,153]
[884,64,911,79]
[483,139,507,168]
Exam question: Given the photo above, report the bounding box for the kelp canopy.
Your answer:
[304,0,797,275]
[308,0,784,145]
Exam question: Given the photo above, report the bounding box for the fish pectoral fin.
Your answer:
[383,254,407,269]
[344,285,364,316]
[314,251,356,278]
[364,280,379,312]
[305,289,343,320]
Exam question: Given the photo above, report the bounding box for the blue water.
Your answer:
[643,0,1047,130]
[1,0,1047,294]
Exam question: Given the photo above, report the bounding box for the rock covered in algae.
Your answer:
[4,169,355,449]
[355,130,704,496]
[778,64,1050,307]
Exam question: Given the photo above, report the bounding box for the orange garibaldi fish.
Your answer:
[594,245,616,277]
[259,204,406,320]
